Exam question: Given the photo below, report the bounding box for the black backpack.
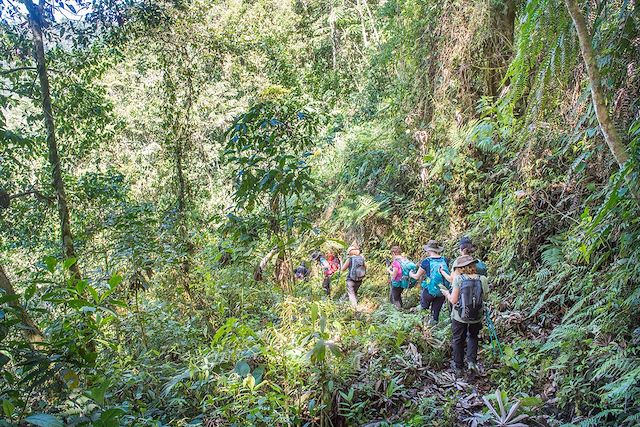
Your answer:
[455,275,483,321]
[348,255,366,281]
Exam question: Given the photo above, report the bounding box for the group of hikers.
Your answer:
[294,237,489,377]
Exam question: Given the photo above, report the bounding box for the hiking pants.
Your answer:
[451,319,482,369]
[420,289,445,322]
[322,276,332,296]
[346,279,362,307]
[390,286,404,309]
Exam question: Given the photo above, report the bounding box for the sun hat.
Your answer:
[459,236,477,253]
[423,240,444,253]
[452,255,476,269]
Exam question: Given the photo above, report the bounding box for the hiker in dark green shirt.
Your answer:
[441,236,487,283]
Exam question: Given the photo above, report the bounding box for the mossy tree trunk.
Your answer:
[22,0,81,279]
[565,0,640,204]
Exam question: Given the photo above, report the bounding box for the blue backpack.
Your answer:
[422,257,450,297]
[476,259,488,276]
[392,259,418,289]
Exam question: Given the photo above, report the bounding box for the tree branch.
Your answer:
[1,66,60,75]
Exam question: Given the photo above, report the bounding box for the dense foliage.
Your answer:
[1,0,639,425]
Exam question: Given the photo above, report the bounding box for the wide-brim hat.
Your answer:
[423,240,444,253]
[347,242,360,253]
[452,255,476,269]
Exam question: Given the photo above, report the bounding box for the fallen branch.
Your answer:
[0,264,45,348]
[253,247,278,281]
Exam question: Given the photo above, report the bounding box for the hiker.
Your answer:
[441,236,487,283]
[439,255,489,377]
[311,250,341,295]
[294,263,310,281]
[387,246,417,309]
[460,236,488,276]
[409,240,450,325]
[340,243,366,307]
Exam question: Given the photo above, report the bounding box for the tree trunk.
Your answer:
[329,7,337,69]
[487,0,516,97]
[175,133,192,297]
[355,0,369,48]
[565,0,640,204]
[0,264,44,347]
[23,0,81,279]
[253,247,278,281]
[162,53,194,297]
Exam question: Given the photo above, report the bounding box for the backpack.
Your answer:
[348,255,366,281]
[424,257,450,297]
[455,275,484,322]
[392,258,418,289]
[320,256,340,277]
[475,260,488,276]
[327,256,340,275]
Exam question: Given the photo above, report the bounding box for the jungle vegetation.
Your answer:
[1,0,639,425]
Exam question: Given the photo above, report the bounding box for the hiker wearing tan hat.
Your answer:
[409,240,451,325]
[438,254,489,377]
[340,243,366,307]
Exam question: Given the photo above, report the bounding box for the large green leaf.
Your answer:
[24,414,63,427]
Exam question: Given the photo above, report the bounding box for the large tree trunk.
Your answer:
[23,0,81,279]
[0,264,44,347]
[565,0,639,204]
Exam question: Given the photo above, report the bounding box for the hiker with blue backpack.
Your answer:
[387,246,417,309]
[340,243,366,307]
[409,240,451,325]
[440,237,487,282]
[438,254,489,377]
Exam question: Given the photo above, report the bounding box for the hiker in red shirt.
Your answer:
[312,249,341,296]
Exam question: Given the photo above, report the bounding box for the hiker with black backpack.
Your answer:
[409,240,451,325]
[294,263,310,281]
[438,255,489,377]
[340,243,366,307]
[387,245,418,309]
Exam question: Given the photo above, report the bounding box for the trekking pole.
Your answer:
[485,307,504,357]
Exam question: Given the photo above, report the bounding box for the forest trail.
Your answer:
[2,0,638,425]
[304,276,501,425]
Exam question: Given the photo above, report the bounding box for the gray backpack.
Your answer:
[348,255,366,281]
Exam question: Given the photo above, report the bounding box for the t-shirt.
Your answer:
[391,259,403,282]
[420,256,449,277]
[450,274,489,324]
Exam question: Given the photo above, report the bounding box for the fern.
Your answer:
[578,409,625,427]
[541,245,563,269]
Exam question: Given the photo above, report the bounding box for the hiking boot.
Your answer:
[467,361,482,376]
[427,319,438,327]
[454,367,464,378]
